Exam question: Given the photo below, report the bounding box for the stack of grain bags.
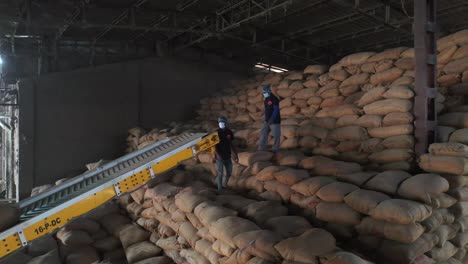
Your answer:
[434,29,468,142]
[0,201,134,264]
[127,29,468,170]
[189,150,453,263]
[435,29,468,117]
[419,141,468,262]
[193,50,418,171]
[118,176,372,264]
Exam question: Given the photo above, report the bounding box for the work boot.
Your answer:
[272,151,280,162]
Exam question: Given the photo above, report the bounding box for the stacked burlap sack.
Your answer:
[0,201,134,264]
[419,141,468,264]
[187,150,455,263]
[186,29,468,171]
[119,176,372,264]
[192,47,419,170]
[435,30,468,115]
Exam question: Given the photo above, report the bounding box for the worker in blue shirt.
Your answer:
[258,85,281,153]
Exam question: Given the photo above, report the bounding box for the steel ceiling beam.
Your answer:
[55,0,91,40]
[91,0,148,46]
[310,1,466,53]
[174,0,293,51]
[253,0,371,46]
[351,1,412,36]
[0,18,223,35]
[284,5,394,53]
[131,0,200,41]
[224,33,324,63]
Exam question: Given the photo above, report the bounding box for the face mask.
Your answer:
[263,92,270,98]
[219,122,226,129]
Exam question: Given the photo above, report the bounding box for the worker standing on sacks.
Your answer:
[259,85,282,154]
[213,116,239,192]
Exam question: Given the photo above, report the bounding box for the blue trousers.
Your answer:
[216,159,233,191]
[258,122,281,152]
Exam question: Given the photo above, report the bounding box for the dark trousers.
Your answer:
[216,159,233,191]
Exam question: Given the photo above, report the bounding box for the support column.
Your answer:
[414,0,437,156]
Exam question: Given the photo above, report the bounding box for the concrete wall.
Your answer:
[139,56,243,128]
[18,55,245,198]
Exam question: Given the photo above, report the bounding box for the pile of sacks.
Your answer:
[435,29,468,115]
[0,201,134,264]
[118,175,372,264]
[188,150,458,263]
[195,49,421,170]
[419,142,468,263]
[190,29,468,170]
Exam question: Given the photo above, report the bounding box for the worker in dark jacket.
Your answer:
[258,85,281,153]
[213,116,238,192]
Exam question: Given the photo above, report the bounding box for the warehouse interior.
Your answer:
[1,0,468,263]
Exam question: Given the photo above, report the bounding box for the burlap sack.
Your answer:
[419,154,468,175]
[364,170,411,194]
[243,201,288,225]
[368,124,413,138]
[256,166,286,182]
[125,241,162,264]
[209,216,260,248]
[265,216,312,238]
[180,249,211,264]
[368,47,407,62]
[273,169,309,186]
[337,171,377,186]
[274,228,336,262]
[438,113,468,128]
[370,68,404,85]
[316,202,362,225]
[212,239,235,257]
[329,126,369,141]
[369,199,432,224]
[355,115,382,128]
[382,112,414,126]
[339,52,376,66]
[175,189,209,213]
[356,217,425,243]
[234,230,282,261]
[397,174,449,204]
[377,233,438,264]
[194,202,238,228]
[316,182,359,203]
[363,99,412,115]
[291,176,336,196]
[383,85,414,99]
[357,86,388,107]
[344,189,390,214]
[194,239,221,264]
[319,252,372,264]
[56,229,93,247]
